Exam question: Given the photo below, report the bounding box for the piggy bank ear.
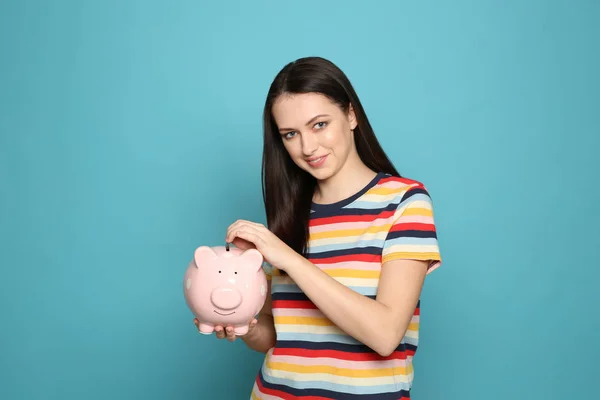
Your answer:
[194,246,216,266]
[241,248,264,271]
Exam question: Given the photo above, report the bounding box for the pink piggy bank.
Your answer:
[183,245,268,336]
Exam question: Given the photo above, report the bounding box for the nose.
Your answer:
[301,133,318,156]
[210,287,242,310]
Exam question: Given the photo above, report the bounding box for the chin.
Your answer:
[306,167,335,181]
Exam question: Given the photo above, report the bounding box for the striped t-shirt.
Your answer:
[251,172,442,399]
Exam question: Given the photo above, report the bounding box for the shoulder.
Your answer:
[375,174,433,206]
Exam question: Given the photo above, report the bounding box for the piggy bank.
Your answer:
[183,245,268,336]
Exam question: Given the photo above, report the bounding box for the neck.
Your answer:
[313,155,377,205]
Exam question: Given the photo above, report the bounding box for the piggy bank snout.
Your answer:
[210,287,242,310]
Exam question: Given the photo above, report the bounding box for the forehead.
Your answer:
[272,92,341,126]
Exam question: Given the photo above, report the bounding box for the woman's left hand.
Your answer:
[225,219,297,271]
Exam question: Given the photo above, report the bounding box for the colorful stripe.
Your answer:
[251,173,441,399]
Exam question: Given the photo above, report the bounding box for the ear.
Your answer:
[193,246,216,266]
[241,248,264,271]
[348,103,357,130]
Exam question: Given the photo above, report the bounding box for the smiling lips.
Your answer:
[306,154,328,167]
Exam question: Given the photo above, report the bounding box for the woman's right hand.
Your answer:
[193,318,258,342]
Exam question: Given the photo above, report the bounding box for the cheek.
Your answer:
[321,128,350,150]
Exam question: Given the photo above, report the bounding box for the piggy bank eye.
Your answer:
[234,271,237,274]
[218,270,221,273]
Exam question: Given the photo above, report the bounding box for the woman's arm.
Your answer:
[282,255,428,357]
[241,279,276,353]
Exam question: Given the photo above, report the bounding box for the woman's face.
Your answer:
[271,92,358,181]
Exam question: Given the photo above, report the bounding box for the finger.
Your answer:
[214,325,226,339]
[232,228,264,248]
[226,221,243,244]
[226,220,246,241]
[226,221,248,243]
[230,229,255,247]
[226,220,264,243]
[230,219,261,228]
[239,220,265,230]
[225,326,236,342]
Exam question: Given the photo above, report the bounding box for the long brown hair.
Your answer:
[261,56,400,258]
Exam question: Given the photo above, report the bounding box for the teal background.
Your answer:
[1,1,598,399]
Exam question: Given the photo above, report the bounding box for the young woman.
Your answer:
[195,56,442,399]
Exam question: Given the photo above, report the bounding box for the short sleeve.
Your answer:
[382,185,442,274]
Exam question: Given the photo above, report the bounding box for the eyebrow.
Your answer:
[278,114,330,132]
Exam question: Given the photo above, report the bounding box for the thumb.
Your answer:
[232,237,256,250]
[248,318,258,331]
